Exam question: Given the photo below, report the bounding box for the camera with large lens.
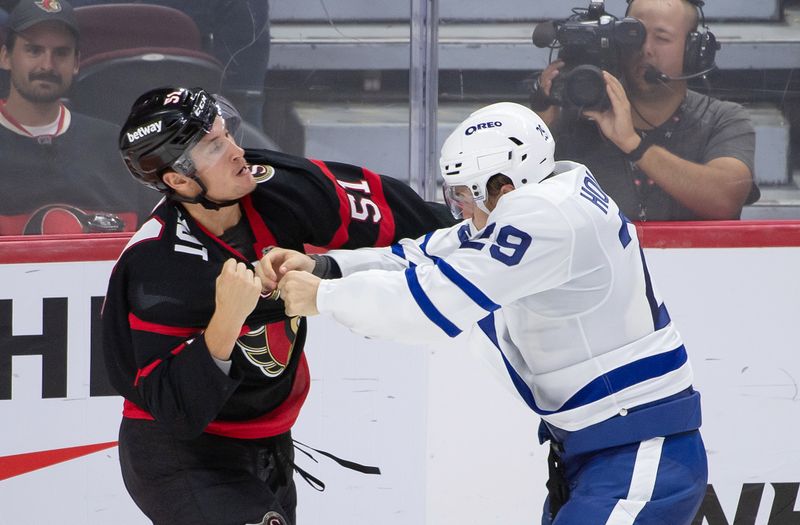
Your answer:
[531,0,645,111]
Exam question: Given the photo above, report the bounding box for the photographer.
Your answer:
[532,0,757,221]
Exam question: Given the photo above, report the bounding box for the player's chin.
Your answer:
[239,178,258,196]
[222,178,256,200]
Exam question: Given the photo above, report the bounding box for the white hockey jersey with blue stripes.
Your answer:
[318,161,693,432]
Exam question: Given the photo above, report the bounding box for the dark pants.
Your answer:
[119,418,296,525]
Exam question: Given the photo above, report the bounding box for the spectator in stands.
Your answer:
[531,0,757,221]
[264,102,708,525]
[0,0,158,235]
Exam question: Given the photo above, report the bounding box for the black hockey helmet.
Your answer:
[119,87,220,192]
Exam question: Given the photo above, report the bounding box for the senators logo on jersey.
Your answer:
[236,318,300,377]
[250,164,276,184]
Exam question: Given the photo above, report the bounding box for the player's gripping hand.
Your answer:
[277,270,321,317]
[256,247,316,292]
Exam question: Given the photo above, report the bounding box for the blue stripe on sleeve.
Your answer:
[435,258,500,313]
[404,267,461,337]
[391,243,416,268]
[391,244,406,260]
[419,232,433,257]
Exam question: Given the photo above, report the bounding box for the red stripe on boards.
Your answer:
[2,222,800,265]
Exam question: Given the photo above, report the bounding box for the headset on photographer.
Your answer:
[625,0,719,83]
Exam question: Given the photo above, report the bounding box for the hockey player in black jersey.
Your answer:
[103,86,453,525]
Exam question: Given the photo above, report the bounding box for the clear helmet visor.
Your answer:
[171,116,233,176]
[213,93,244,144]
[442,183,480,220]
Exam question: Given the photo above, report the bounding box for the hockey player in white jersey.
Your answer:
[258,102,708,524]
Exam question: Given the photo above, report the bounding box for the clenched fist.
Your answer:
[215,258,262,322]
[205,258,263,360]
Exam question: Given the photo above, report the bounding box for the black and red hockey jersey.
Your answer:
[102,148,453,440]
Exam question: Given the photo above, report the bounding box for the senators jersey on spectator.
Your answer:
[0,107,157,235]
[102,148,453,440]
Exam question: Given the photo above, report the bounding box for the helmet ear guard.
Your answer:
[439,102,555,218]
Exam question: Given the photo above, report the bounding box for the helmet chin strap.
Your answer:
[197,195,240,211]
[168,173,240,210]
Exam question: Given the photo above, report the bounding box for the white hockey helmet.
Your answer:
[439,102,555,218]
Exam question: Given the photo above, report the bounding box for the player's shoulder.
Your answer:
[494,185,570,231]
[244,148,325,194]
[120,203,177,257]
[121,217,166,258]
[494,161,599,230]
[245,148,313,173]
[509,161,586,205]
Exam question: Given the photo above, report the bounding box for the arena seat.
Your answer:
[70,3,223,124]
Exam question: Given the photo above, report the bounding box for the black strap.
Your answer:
[529,76,557,112]
[546,443,570,519]
[623,134,654,163]
[293,463,326,492]
[292,439,381,491]
[293,439,381,474]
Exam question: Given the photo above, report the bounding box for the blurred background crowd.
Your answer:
[1,0,799,235]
